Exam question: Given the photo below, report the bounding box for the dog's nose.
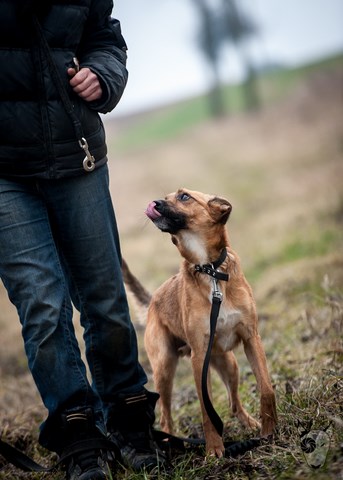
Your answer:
[153,200,162,211]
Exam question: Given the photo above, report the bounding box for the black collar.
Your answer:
[194,248,229,281]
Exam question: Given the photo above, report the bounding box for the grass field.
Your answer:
[0,55,342,479]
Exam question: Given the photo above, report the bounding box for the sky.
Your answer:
[111,0,343,116]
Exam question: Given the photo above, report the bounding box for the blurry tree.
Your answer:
[220,0,260,111]
[191,0,225,117]
[190,0,260,116]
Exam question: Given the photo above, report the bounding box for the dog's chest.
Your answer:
[213,305,242,352]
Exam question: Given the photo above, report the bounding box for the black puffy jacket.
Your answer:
[0,0,128,179]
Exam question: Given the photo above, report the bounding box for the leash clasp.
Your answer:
[73,57,80,73]
[211,269,223,303]
[79,137,95,172]
[212,289,223,302]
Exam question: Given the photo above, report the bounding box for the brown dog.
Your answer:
[122,188,277,457]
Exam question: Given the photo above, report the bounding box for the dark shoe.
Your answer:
[60,408,114,480]
[108,391,167,472]
[65,449,110,480]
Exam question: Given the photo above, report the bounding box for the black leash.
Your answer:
[0,431,262,473]
[0,438,49,473]
[195,248,229,436]
[0,437,118,473]
[32,15,96,172]
[153,429,262,458]
[201,291,225,436]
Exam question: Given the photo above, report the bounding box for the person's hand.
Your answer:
[67,67,102,102]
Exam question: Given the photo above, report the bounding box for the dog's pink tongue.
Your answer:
[145,201,161,220]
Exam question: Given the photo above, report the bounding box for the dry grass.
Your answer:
[0,65,342,479]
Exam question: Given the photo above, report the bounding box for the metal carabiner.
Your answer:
[72,57,80,73]
[211,265,223,302]
[79,137,95,172]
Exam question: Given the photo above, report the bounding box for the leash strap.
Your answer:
[201,293,224,436]
[0,438,50,472]
[153,429,262,458]
[0,430,262,472]
[195,248,229,436]
[0,437,119,473]
[32,16,96,172]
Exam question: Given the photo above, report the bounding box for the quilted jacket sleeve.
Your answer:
[78,0,128,114]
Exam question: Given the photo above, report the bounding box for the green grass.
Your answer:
[115,97,209,151]
[258,51,343,101]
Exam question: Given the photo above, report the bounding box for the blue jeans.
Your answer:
[0,165,147,450]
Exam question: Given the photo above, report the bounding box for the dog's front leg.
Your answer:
[210,351,260,431]
[190,349,225,457]
[243,334,277,436]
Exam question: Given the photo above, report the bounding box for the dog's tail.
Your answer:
[121,258,151,325]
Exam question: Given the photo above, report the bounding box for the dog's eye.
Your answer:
[177,192,190,202]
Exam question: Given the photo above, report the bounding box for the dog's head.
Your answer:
[145,188,232,234]
[145,189,232,262]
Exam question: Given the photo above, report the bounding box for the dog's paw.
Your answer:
[261,417,277,437]
[260,392,277,436]
[246,416,261,431]
[235,409,261,431]
[205,438,225,458]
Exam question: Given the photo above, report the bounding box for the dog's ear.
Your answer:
[208,197,232,224]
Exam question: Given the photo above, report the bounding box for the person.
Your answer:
[0,1,164,479]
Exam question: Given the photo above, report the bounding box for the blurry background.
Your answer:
[105,0,343,285]
[0,1,342,478]
[112,0,343,116]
